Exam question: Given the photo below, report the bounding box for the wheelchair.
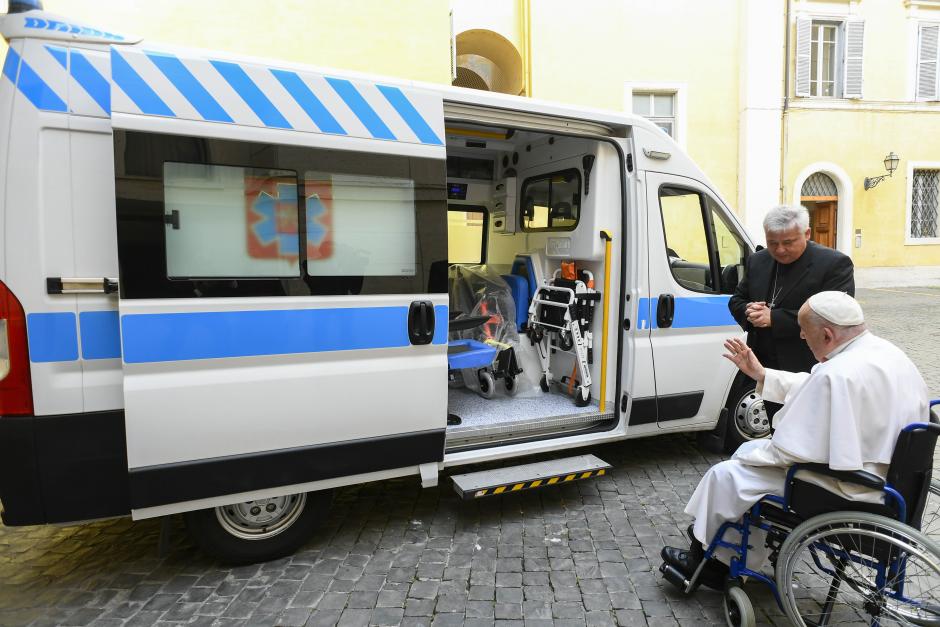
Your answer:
[662,401,940,626]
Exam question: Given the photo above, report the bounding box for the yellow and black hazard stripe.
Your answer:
[470,468,607,499]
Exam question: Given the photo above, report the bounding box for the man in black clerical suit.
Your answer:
[729,204,855,374]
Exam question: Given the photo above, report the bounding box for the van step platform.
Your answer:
[450,454,611,499]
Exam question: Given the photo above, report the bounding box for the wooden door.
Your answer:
[809,201,837,248]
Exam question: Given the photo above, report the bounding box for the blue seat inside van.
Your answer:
[501,274,529,330]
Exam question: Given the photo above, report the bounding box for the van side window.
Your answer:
[520,169,580,232]
[447,206,487,264]
[707,196,747,294]
[114,130,446,299]
[303,172,418,279]
[659,187,714,292]
[164,163,300,279]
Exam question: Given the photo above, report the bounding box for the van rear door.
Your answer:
[108,46,449,516]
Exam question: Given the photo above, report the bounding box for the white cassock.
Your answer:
[685,331,929,570]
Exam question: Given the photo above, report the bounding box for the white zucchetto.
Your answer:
[807,291,864,326]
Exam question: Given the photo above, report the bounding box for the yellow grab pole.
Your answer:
[599,230,613,411]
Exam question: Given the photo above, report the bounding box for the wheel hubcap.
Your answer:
[215,493,306,541]
[734,390,771,439]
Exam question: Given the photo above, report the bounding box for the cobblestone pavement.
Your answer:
[1,287,938,627]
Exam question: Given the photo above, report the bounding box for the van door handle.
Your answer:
[408,301,435,345]
[656,293,675,328]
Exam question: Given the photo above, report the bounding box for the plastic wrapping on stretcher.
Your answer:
[449,265,537,396]
[450,265,520,345]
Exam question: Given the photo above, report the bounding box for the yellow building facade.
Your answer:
[5,0,940,283]
[450,0,940,283]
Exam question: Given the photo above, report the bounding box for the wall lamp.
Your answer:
[864,152,900,191]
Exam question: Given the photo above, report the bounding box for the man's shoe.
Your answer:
[660,545,728,591]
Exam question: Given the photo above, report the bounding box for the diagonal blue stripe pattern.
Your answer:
[111,49,174,117]
[326,77,396,140]
[63,48,111,114]
[45,44,67,69]
[211,60,291,129]
[270,69,346,135]
[2,48,21,83]
[147,51,232,123]
[377,85,442,145]
[8,48,67,112]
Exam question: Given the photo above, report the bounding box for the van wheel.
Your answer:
[723,379,771,452]
[184,489,332,564]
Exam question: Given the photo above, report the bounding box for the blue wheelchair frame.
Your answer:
[691,404,940,615]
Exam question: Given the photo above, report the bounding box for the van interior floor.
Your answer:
[445,387,615,451]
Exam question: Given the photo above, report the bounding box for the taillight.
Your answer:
[0,280,33,415]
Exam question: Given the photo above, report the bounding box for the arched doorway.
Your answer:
[452,29,524,95]
[800,172,838,249]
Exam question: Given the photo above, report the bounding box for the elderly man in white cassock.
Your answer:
[661,291,929,588]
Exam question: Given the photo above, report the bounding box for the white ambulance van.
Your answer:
[0,2,762,562]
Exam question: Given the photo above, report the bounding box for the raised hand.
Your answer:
[723,338,765,383]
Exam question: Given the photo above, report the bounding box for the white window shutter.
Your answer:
[843,19,864,99]
[795,16,812,97]
[917,24,939,101]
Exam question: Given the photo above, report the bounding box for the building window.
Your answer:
[795,17,864,99]
[916,23,939,101]
[911,169,940,239]
[632,92,675,137]
[811,22,841,97]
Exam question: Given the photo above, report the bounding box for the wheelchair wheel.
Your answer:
[776,511,940,626]
[478,370,495,399]
[918,478,940,540]
[723,581,756,627]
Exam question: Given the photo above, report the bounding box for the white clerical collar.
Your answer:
[825,329,870,360]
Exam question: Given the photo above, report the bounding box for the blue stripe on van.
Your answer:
[79,311,121,360]
[46,46,113,114]
[111,49,175,117]
[210,60,292,129]
[2,48,20,83]
[147,51,233,123]
[27,312,78,362]
[433,305,448,345]
[8,48,67,112]
[326,77,396,140]
[271,69,346,135]
[121,306,447,364]
[637,295,736,330]
[69,50,112,114]
[377,85,442,145]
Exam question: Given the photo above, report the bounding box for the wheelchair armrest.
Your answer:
[790,463,885,491]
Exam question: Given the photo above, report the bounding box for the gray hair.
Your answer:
[763,204,810,233]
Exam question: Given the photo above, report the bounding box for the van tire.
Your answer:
[184,489,332,564]
[720,375,772,453]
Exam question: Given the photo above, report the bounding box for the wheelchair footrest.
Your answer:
[759,503,804,530]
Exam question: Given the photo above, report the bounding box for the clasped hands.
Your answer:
[745,301,772,328]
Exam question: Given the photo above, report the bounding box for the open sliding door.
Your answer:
[108,45,449,516]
